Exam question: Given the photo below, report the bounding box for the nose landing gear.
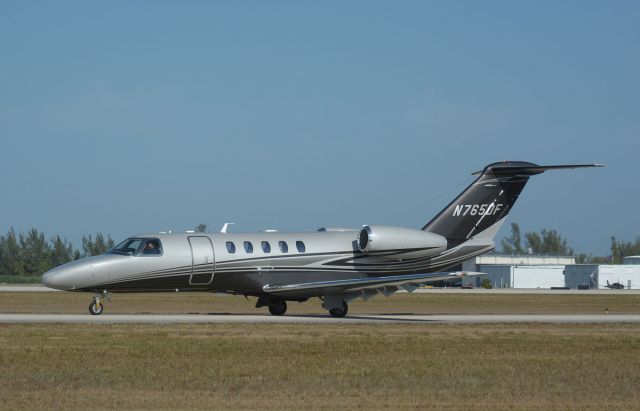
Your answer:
[89,291,110,315]
[89,300,103,315]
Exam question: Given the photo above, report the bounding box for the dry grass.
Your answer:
[1,291,639,315]
[1,323,639,410]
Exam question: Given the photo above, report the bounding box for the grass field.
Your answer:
[0,275,41,284]
[1,323,639,410]
[1,291,639,315]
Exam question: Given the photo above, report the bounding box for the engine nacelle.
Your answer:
[357,225,447,259]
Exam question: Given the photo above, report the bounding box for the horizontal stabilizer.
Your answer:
[471,162,604,176]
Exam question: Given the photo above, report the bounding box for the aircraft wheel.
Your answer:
[329,300,348,318]
[268,300,287,316]
[89,300,104,315]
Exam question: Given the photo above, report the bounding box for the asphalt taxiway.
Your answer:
[1,313,639,324]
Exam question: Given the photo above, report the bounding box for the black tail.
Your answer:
[422,161,602,245]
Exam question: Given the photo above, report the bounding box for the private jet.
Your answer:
[605,280,625,290]
[42,161,602,316]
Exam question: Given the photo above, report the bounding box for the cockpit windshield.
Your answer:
[108,238,162,256]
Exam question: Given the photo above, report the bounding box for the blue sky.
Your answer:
[1,1,638,255]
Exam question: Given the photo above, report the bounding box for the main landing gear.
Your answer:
[322,295,349,318]
[328,300,348,318]
[256,295,289,316]
[89,291,110,315]
[268,300,287,316]
[256,295,348,317]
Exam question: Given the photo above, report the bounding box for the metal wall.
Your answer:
[476,264,511,288]
[469,264,565,289]
[510,265,566,288]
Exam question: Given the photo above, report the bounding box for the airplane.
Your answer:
[42,161,602,317]
[605,280,625,289]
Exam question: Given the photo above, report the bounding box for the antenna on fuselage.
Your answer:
[221,223,235,233]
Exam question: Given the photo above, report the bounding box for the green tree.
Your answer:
[0,228,26,276]
[524,229,574,255]
[501,223,574,255]
[49,235,74,267]
[610,236,640,263]
[20,228,51,276]
[195,224,207,233]
[501,223,525,254]
[0,228,119,277]
[82,233,115,256]
[576,253,611,264]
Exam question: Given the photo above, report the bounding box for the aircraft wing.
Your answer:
[263,271,482,300]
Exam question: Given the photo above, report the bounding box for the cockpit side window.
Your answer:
[141,239,163,256]
[109,238,163,256]
[109,238,144,255]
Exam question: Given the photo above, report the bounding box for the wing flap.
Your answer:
[263,271,482,297]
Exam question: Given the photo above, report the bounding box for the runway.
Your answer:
[2,313,640,324]
[2,285,640,294]
[0,285,61,292]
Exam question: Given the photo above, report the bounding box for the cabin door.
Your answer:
[188,236,215,285]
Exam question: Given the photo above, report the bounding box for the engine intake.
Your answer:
[357,225,447,259]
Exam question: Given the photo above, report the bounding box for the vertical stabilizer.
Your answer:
[422,161,602,246]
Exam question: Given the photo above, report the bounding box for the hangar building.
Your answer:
[564,264,640,290]
[461,254,575,288]
[460,254,640,289]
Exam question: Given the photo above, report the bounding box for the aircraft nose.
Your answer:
[42,267,72,290]
[42,263,88,291]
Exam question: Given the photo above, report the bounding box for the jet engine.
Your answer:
[357,225,447,259]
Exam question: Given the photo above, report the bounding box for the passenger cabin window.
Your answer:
[226,241,236,254]
[244,241,253,253]
[261,241,271,253]
[296,241,306,253]
[278,241,288,253]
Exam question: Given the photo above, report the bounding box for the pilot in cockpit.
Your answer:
[143,240,161,255]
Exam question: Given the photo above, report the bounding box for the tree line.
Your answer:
[0,228,114,277]
[500,223,640,263]
[1,224,639,278]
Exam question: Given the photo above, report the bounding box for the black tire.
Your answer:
[329,300,348,318]
[268,300,287,316]
[89,300,104,315]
